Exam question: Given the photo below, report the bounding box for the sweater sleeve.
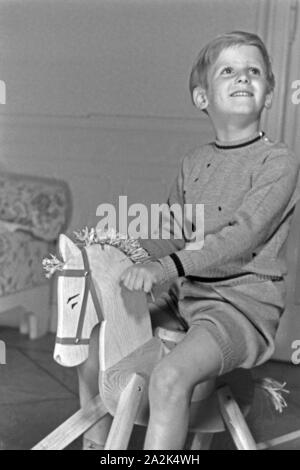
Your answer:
[158,150,300,280]
[139,155,189,259]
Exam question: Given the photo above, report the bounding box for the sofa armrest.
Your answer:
[0,172,72,241]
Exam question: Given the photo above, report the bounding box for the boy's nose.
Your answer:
[236,72,250,83]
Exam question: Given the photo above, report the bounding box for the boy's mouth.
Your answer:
[230,90,254,97]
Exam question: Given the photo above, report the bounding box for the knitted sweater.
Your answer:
[140,134,300,284]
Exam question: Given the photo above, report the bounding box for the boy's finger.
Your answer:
[120,268,130,282]
[133,276,144,291]
[143,278,153,294]
[120,271,134,288]
[126,275,136,291]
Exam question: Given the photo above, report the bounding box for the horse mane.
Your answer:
[42,227,151,278]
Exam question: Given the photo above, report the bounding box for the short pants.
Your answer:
[152,274,286,375]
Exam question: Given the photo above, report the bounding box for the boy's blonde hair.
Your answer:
[189,31,275,105]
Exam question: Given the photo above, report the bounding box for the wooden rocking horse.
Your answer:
[33,231,266,450]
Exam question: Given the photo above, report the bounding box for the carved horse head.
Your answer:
[54,234,152,369]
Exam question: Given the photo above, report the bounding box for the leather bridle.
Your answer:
[55,247,103,346]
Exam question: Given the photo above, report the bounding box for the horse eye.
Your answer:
[71,302,78,310]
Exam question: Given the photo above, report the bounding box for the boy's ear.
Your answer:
[193,87,209,110]
[264,91,273,109]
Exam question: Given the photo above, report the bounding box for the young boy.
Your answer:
[80,31,299,450]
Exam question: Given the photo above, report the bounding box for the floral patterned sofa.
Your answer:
[0,171,71,338]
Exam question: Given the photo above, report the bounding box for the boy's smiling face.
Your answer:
[194,45,273,126]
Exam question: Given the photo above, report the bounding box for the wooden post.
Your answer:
[217,386,257,450]
[104,373,146,450]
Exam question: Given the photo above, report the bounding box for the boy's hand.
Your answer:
[119,261,165,293]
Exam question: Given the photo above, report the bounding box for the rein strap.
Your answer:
[56,247,104,345]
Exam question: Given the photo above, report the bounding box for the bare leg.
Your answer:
[77,324,113,449]
[144,325,223,450]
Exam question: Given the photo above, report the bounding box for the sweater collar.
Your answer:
[214,131,265,150]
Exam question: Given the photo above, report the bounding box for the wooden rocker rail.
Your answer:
[32,395,107,450]
[32,389,300,451]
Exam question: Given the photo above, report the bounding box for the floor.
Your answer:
[1,326,300,450]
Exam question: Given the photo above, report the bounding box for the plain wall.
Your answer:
[0,0,262,231]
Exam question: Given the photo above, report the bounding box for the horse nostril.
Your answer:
[55,355,62,364]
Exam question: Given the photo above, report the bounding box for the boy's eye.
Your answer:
[249,67,261,75]
[221,67,233,75]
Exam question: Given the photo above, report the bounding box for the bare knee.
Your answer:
[149,362,192,406]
